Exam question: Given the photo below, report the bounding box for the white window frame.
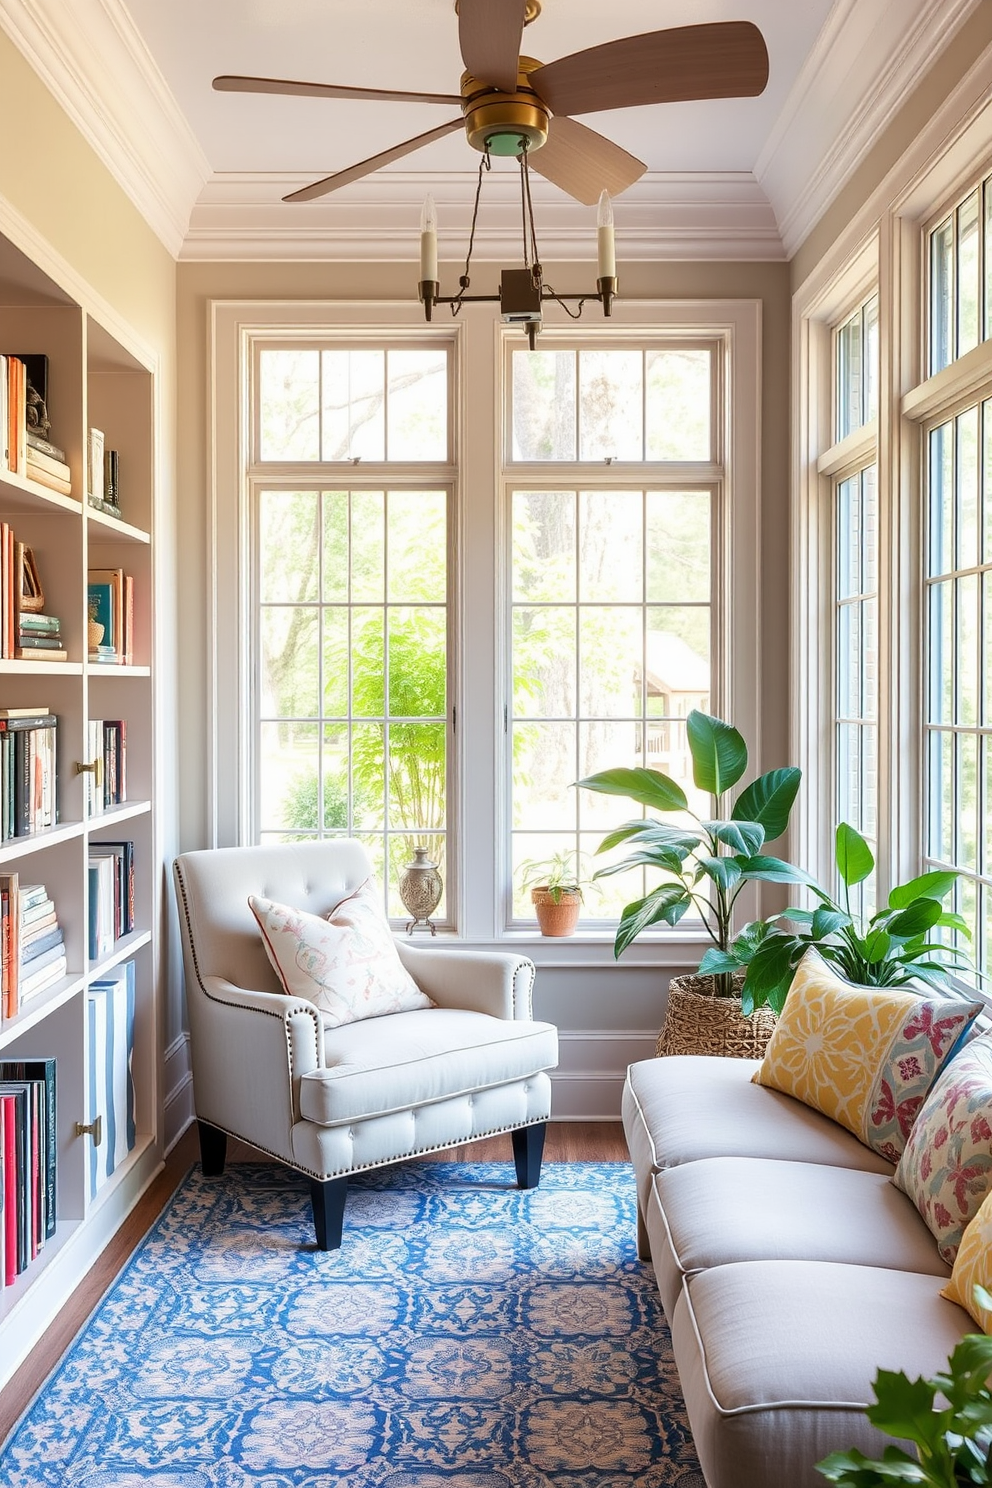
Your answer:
[210,297,762,959]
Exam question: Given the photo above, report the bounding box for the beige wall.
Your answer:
[0,31,181,1053]
[176,257,793,855]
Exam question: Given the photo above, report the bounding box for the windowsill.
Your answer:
[396,926,712,967]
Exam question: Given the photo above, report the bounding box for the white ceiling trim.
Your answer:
[182,170,786,263]
[757,0,982,258]
[0,0,209,257]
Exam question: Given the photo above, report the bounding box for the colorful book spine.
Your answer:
[0,1059,56,1241]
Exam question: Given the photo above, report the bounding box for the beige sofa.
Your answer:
[623,1053,974,1488]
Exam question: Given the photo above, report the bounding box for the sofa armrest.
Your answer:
[394,943,536,1021]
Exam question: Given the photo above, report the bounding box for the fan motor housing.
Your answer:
[460,58,550,156]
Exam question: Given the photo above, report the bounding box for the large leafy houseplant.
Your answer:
[705,821,972,1015]
[577,710,805,994]
[817,1314,992,1486]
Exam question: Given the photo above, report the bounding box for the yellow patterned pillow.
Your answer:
[941,1188,992,1330]
[752,948,981,1161]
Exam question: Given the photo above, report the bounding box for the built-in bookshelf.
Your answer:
[0,229,158,1386]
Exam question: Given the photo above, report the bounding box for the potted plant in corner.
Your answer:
[708,820,972,1015]
[519,850,590,938]
[577,710,807,1058]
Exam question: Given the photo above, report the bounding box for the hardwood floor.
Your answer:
[0,1120,629,1445]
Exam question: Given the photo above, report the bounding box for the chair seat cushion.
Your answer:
[671,1259,971,1488]
[646,1155,948,1318]
[300,1007,559,1126]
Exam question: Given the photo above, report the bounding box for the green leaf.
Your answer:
[694,855,744,894]
[737,855,820,886]
[614,886,691,958]
[934,910,970,935]
[702,819,765,855]
[742,935,804,1014]
[815,1446,929,1483]
[698,947,745,975]
[812,906,851,939]
[593,848,690,878]
[595,821,701,855]
[865,1370,940,1447]
[886,898,944,939]
[576,767,688,813]
[685,710,748,796]
[888,870,959,909]
[864,928,892,964]
[836,822,875,887]
[731,766,802,842]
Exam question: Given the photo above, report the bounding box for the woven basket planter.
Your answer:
[656,972,778,1060]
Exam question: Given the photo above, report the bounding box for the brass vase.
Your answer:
[399,846,443,935]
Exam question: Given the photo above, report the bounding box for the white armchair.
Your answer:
[172,840,559,1249]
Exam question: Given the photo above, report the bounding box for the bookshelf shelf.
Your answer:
[0,251,161,1386]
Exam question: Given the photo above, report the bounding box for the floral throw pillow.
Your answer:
[941,1185,992,1330]
[753,948,981,1163]
[895,1034,992,1264]
[249,878,435,1028]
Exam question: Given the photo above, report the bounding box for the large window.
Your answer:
[506,343,719,922]
[251,343,451,918]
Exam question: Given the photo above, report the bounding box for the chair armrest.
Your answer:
[394,944,536,1020]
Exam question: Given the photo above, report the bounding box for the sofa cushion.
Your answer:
[299,1007,559,1125]
[671,1259,971,1488]
[753,948,980,1161]
[646,1155,949,1319]
[623,1055,894,1220]
[249,879,435,1026]
[941,1185,992,1329]
[895,1033,992,1263]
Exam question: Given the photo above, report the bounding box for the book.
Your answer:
[88,855,115,960]
[17,615,60,633]
[87,962,135,1196]
[16,636,64,650]
[26,430,65,463]
[25,462,71,497]
[0,707,48,719]
[24,445,69,483]
[0,872,19,1020]
[18,955,66,1002]
[13,648,68,662]
[104,448,119,507]
[0,1086,26,1275]
[0,1091,15,1282]
[89,841,134,936]
[87,427,105,503]
[0,1060,56,1242]
[21,926,63,963]
[87,572,120,659]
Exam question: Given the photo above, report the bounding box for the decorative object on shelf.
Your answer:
[88,618,104,650]
[18,544,44,613]
[657,971,778,1060]
[399,845,443,934]
[87,427,104,503]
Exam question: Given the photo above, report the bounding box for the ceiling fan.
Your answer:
[213,0,769,208]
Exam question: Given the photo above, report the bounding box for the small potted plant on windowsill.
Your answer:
[520,851,591,938]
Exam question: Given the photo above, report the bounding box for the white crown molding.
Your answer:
[181,170,786,263]
[0,0,209,258]
[757,0,982,258]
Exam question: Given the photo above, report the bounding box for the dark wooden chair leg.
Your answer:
[512,1122,546,1189]
[198,1120,227,1176]
[310,1176,349,1251]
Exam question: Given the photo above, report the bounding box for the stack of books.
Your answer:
[0,355,26,474]
[17,610,65,662]
[86,428,121,519]
[0,874,67,1021]
[0,1058,57,1284]
[25,435,70,496]
[0,710,58,840]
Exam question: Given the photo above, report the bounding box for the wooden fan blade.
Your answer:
[283,119,465,202]
[531,21,769,117]
[458,0,527,93]
[529,117,644,205]
[213,74,463,107]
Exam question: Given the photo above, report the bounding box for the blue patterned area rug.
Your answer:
[2,1160,704,1487]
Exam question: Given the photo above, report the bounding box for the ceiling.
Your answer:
[0,0,980,262]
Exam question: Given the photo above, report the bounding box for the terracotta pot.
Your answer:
[531,887,582,937]
[656,971,778,1060]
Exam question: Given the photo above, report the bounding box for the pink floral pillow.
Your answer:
[894,1033,992,1263]
[249,878,435,1028]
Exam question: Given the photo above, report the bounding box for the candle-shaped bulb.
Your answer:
[597,190,616,280]
[420,194,438,283]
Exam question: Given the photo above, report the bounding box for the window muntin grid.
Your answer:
[835,464,879,915]
[835,294,879,442]
[923,399,990,971]
[928,176,992,376]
